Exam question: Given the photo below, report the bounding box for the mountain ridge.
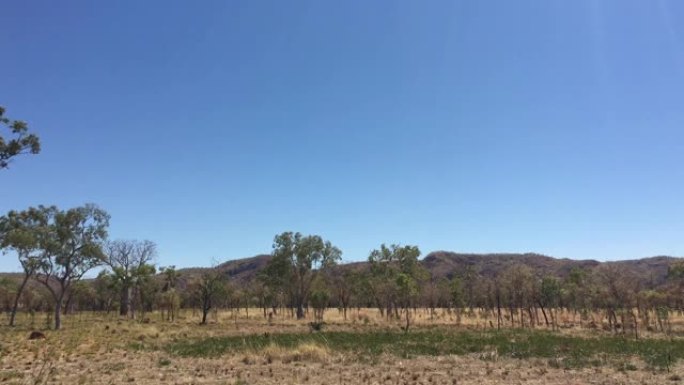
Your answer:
[175,252,682,288]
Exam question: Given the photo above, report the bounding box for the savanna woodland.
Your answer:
[2,106,684,384]
[2,2,684,384]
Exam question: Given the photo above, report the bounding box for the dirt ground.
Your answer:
[1,309,682,384]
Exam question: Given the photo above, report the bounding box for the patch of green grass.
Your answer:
[163,329,684,371]
[158,358,172,367]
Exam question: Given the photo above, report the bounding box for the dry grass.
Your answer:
[0,308,683,384]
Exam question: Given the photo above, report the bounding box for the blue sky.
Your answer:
[1,1,683,271]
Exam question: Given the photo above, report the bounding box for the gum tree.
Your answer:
[264,232,341,319]
[368,244,426,329]
[0,208,45,326]
[31,204,109,330]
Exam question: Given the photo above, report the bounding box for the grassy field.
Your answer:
[1,308,684,384]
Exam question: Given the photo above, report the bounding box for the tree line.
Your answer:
[1,106,682,335]
[2,206,684,337]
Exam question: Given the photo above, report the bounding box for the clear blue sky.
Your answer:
[1,1,683,271]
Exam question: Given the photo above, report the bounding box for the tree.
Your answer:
[309,275,330,322]
[93,270,118,313]
[0,208,46,326]
[26,204,109,330]
[195,266,226,325]
[135,264,158,320]
[327,267,358,320]
[104,239,157,317]
[450,277,465,324]
[538,276,561,329]
[500,264,534,328]
[0,106,40,169]
[264,232,342,319]
[159,266,181,321]
[368,244,425,330]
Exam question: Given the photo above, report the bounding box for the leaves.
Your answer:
[0,106,41,169]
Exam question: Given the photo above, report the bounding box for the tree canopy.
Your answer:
[0,106,40,169]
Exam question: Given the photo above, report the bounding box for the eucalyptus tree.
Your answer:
[0,106,40,169]
[263,232,341,319]
[368,244,426,329]
[25,204,109,330]
[0,208,46,326]
[104,239,157,317]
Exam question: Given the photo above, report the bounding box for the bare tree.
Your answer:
[104,239,157,317]
[195,266,226,325]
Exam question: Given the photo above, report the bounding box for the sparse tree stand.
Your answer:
[0,106,40,169]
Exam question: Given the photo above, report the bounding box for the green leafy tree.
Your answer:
[21,204,109,330]
[309,276,330,322]
[0,106,40,169]
[396,272,419,331]
[450,277,465,324]
[0,208,45,326]
[264,232,341,319]
[368,244,426,328]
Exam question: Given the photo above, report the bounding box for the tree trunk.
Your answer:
[120,284,130,317]
[296,302,305,319]
[538,302,550,327]
[496,293,502,330]
[9,273,31,327]
[54,294,64,330]
[201,305,209,325]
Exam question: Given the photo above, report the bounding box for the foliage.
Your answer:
[0,106,40,169]
[0,204,109,329]
[261,232,341,319]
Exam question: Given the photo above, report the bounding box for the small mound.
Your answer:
[28,331,46,340]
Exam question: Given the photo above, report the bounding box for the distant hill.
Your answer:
[175,252,682,288]
[177,254,272,284]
